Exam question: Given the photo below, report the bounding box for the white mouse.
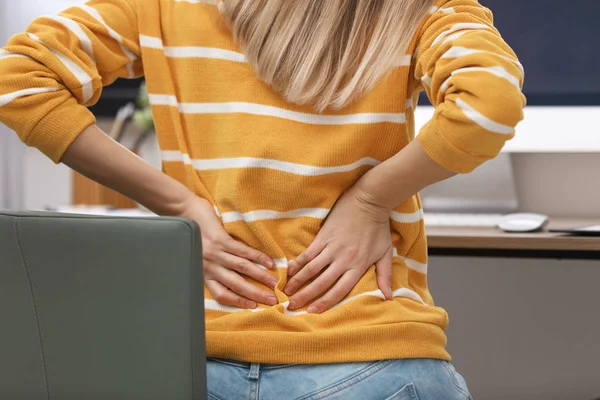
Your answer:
[497,213,549,233]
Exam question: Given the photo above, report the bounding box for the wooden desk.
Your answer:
[427,218,600,259]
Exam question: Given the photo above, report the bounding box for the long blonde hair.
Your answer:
[220,0,435,111]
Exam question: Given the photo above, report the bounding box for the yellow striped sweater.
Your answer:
[0,0,525,364]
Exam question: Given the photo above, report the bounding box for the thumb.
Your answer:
[375,247,394,300]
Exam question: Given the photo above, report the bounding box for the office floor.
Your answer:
[429,256,600,400]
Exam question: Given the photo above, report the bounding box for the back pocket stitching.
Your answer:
[298,360,394,400]
[384,382,420,400]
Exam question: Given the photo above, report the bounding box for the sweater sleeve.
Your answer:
[415,0,526,173]
[0,0,142,163]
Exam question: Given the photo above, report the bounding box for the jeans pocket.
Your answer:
[298,360,394,400]
[385,383,420,400]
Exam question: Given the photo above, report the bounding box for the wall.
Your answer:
[21,119,160,211]
[0,1,24,209]
[429,256,600,400]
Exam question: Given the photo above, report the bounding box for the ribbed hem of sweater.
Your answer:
[206,321,450,365]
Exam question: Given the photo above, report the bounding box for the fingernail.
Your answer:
[307,306,318,314]
[267,296,278,305]
[284,286,294,296]
[266,259,275,269]
[247,301,257,309]
[288,300,297,310]
[269,279,279,289]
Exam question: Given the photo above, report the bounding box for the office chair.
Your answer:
[0,211,207,400]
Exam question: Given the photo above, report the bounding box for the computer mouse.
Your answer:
[497,213,549,233]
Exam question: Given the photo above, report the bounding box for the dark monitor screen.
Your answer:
[481,0,600,105]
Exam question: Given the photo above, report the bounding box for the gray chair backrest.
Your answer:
[0,212,206,400]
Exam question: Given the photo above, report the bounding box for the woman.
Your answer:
[0,0,525,398]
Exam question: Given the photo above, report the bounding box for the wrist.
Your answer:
[351,176,399,210]
[346,185,391,223]
[166,190,200,218]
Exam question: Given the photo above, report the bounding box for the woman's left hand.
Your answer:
[284,187,394,314]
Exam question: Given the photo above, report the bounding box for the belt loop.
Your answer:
[248,363,260,380]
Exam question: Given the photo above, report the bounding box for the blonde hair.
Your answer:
[220,0,435,111]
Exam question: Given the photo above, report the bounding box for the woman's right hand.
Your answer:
[179,195,279,309]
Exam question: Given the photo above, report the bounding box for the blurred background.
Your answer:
[1,1,599,399]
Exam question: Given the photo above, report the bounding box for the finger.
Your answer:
[375,247,394,300]
[287,261,345,309]
[219,252,279,290]
[284,248,333,295]
[307,269,363,314]
[288,238,327,277]
[217,268,278,306]
[224,238,276,270]
[205,279,257,309]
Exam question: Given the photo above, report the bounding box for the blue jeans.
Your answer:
[207,358,472,400]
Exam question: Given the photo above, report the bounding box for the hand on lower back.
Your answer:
[284,187,394,314]
[179,196,278,309]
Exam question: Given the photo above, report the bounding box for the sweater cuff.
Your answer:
[417,119,489,174]
[25,100,96,164]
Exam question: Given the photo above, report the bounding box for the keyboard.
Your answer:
[424,213,505,228]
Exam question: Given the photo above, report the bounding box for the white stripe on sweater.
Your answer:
[45,15,96,64]
[0,49,29,61]
[390,209,424,224]
[0,87,59,107]
[28,33,93,103]
[220,208,331,224]
[273,258,289,269]
[429,6,456,14]
[404,258,428,274]
[206,288,426,315]
[139,35,164,49]
[149,94,179,107]
[219,208,424,225]
[166,46,246,62]
[149,95,406,125]
[456,98,514,134]
[161,151,380,176]
[77,5,137,78]
[421,73,432,87]
[439,66,521,94]
[441,46,525,76]
[431,23,490,46]
[440,77,452,94]
[140,35,246,62]
[441,30,471,44]
[392,249,428,274]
